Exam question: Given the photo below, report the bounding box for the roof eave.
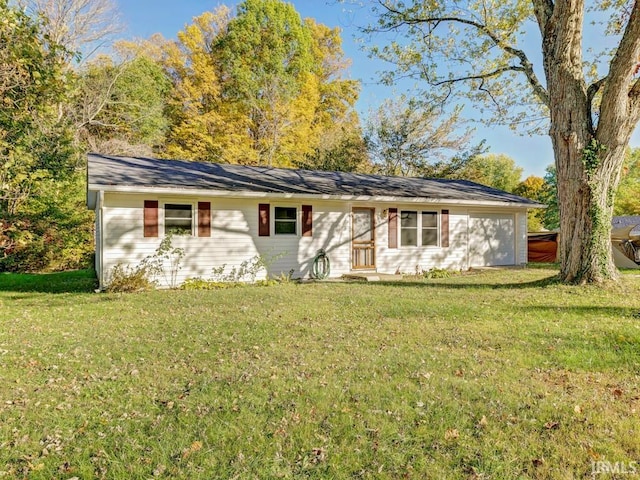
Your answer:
[88,183,544,209]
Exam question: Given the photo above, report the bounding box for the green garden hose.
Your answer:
[312,249,330,280]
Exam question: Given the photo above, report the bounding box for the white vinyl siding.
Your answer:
[99,195,352,287]
[95,192,529,288]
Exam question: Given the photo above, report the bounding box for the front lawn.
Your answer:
[0,268,639,478]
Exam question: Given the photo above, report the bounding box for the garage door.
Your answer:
[468,213,516,266]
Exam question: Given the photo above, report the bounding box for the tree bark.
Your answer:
[535,0,640,283]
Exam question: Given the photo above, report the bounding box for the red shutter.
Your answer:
[388,208,398,248]
[258,203,270,236]
[441,209,449,247]
[198,202,211,237]
[144,200,158,238]
[302,205,312,237]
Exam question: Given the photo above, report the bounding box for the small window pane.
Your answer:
[275,207,296,220]
[401,211,417,228]
[422,229,438,246]
[401,229,417,246]
[274,207,297,235]
[422,212,437,228]
[275,221,296,234]
[166,204,192,219]
[165,203,192,235]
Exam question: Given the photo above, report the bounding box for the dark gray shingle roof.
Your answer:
[613,216,640,228]
[87,153,542,206]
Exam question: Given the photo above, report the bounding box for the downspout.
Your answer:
[97,190,105,290]
[465,208,471,270]
[522,210,528,266]
[519,210,527,266]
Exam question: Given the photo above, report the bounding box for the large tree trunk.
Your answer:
[554,141,623,284]
[536,0,640,283]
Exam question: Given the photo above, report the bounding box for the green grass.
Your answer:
[1,268,639,479]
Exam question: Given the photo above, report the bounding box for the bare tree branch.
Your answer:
[431,65,522,87]
[18,0,123,62]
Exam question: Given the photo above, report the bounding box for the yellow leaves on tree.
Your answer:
[160,9,230,162]
[159,1,361,169]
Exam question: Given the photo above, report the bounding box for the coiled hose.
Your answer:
[312,249,330,280]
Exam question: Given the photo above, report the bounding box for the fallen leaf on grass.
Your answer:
[311,448,326,463]
[444,429,459,440]
[182,441,203,459]
[152,464,166,476]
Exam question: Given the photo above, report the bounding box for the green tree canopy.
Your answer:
[214,0,314,165]
[75,52,172,156]
[0,0,93,271]
[0,0,74,216]
[460,154,523,193]
[614,147,640,216]
[540,166,559,231]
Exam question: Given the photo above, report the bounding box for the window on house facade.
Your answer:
[400,210,439,247]
[274,206,297,235]
[400,211,418,246]
[164,203,193,235]
[422,212,438,246]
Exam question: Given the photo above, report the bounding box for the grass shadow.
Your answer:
[0,269,97,294]
[525,305,640,318]
[373,274,561,290]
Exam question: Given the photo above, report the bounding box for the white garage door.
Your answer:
[469,213,516,266]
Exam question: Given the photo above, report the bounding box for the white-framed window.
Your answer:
[274,206,297,235]
[400,211,418,246]
[400,210,439,247]
[422,212,438,246]
[164,203,193,236]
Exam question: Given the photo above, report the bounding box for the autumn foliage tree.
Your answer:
[614,147,640,215]
[514,175,546,231]
[367,0,640,284]
[159,9,232,162]
[1,0,367,272]
[0,0,92,271]
[161,0,362,168]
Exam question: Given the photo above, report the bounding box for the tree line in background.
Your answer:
[0,0,638,273]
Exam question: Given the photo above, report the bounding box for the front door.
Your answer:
[352,208,375,269]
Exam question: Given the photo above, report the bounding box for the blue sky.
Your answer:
[115,0,632,178]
